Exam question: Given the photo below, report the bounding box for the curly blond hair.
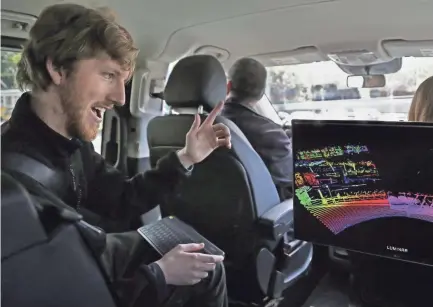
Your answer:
[408,76,433,122]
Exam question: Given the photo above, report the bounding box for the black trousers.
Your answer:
[100,231,228,307]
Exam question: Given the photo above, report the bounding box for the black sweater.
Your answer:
[1,92,192,304]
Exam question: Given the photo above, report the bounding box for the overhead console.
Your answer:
[327,50,392,67]
[222,39,433,76]
[336,58,402,76]
[327,40,433,76]
[249,44,402,76]
[323,41,395,71]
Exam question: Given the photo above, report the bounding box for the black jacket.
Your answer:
[1,92,191,303]
[2,92,192,229]
[221,98,293,195]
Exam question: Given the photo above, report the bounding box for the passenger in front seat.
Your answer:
[1,4,230,307]
[408,75,433,122]
[222,58,293,199]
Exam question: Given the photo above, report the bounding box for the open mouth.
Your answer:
[91,107,104,120]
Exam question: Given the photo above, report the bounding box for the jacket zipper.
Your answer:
[69,165,82,211]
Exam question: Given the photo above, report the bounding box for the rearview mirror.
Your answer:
[347,75,386,88]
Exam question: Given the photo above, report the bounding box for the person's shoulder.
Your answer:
[247,111,283,131]
[251,116,290,145]
[1,121,25,153]
[1,120,14,138]
[221,101,237,114]
[222,103,257,121]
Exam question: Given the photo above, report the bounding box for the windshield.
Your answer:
[266,57,433,124]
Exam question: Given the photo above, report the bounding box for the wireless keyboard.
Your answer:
[137,216,225,257]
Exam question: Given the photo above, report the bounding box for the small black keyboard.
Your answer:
[137,216,225,256]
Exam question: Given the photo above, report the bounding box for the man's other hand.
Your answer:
[155,243,224,286]
[177,101,231,168]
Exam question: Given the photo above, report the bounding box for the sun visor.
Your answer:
[383,40,433,58]
[252,47,326,67]
[1,11,36,39]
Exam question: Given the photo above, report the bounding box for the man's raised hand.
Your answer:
[177,101,231,167]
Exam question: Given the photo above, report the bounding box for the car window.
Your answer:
[266,57,433,125]
[1,49,103,153]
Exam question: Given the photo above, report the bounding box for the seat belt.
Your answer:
[2,121,63,190]
[2,153,64,192]
[1,119,10,134]
[1,121,120,230]
[2,152,106,226]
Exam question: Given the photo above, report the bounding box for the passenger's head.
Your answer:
[408,76,433,122]
[17,3,139,141]
[227,57,267,105]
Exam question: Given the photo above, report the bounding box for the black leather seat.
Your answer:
[1,171,117,307]
[147,55,313,305]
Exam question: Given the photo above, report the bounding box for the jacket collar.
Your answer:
[224,96,260,114]
[9,92,82,157]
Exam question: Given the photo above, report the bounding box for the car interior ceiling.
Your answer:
[2,0,433,306]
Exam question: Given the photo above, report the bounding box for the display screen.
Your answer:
[292,120,433,266]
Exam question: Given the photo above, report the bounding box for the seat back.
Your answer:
[148,55,281,260]
[148,56,314,304]
[148,114,281,261]
[1,172,117,307]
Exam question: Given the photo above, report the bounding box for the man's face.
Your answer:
[57,55,130,141]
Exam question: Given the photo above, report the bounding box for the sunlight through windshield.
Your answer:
[266,57,433,125]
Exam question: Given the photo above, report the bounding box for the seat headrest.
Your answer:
[164,55,227,111]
